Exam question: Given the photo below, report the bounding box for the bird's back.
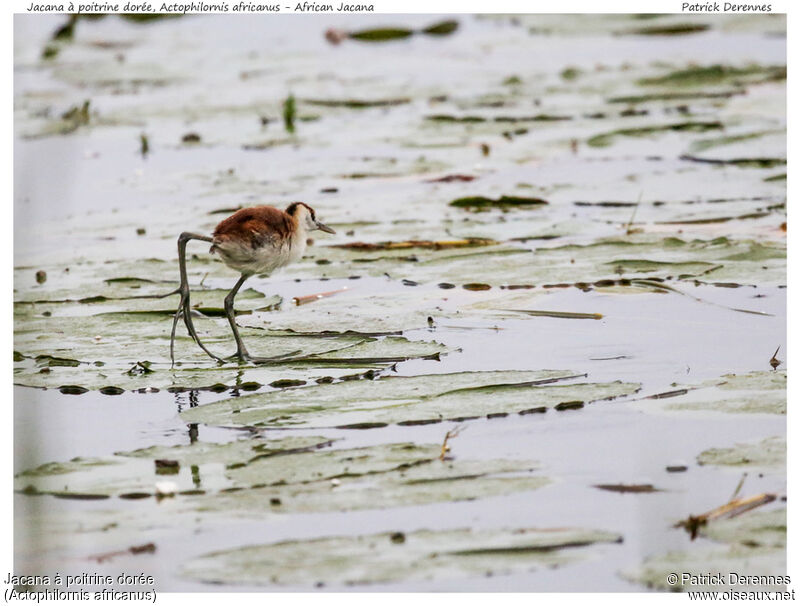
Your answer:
[211,206,300,275]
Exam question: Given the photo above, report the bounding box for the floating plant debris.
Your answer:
[594,483,659,494]
[675,493,778,540]
[509,310,603,320]
[625,508,786,591]
[425,174,476,183]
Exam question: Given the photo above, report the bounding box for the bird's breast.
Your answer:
[212,232,307,276]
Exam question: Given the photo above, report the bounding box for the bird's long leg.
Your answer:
[223,273,303,364]
[170,232,225,365]
[224,273,252,361]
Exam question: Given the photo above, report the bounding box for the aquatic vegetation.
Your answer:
[637,64,786,87]
[587,121,724,148]
[13,11,785,591]
[635,370,787,416]
[624,509,786,591]
[182,526,622,586]
[449,195,549,210]
[180,370,641,428]
[327,19,459,44]
[697,436,785,469]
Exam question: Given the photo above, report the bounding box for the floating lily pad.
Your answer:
[690,130,784,154]
[623,508,786,591]
[347,27,414,42]
[285,236,785,289]
[587,122,723,148]
[697,436,785,470]
[13,11,788,591]
[680,154,786,169]
[637,64,786,88]
[622,23,710,36]
[16,440,429,497]
[331,238,497,251]
[13,304,448,391]
[17,437,551,519]
[239,290,450,335]
[636,370,786,416]
[607,91,743,104]
[449,196,549,210]
[182,524,622,587]
[183,528,622,587]
[303,98,411,109]
[180,370,640,429]
[123,435,336,468]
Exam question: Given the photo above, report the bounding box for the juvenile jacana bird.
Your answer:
[170,202,335,364]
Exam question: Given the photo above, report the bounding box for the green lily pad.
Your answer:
[697,436,785,470]
[122,435,336,468]
[347,27,414,42]
[16,440,427,498]
[622,23,710,36]
[623,508,786,591]
[182,525,622,587]
[180,370,640,429]
[449,195,549,210]
[13,12,788,591]
[284,236,784,289]
[637,64,786,88]
[587,122,724,148]
[303,98,410,109]
[690,130,784,154]
[16,437,551,519]
[13,304,448,391]
[607,91,744,104]
[636,370,786,416]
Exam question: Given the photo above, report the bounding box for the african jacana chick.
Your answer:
[170,202,335,364]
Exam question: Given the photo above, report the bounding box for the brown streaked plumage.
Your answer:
[213,206,295,250]
[170,202,335,364]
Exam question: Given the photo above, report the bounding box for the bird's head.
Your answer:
[286,202,335,235]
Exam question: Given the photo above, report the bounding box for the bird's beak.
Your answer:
[316,221,336,234]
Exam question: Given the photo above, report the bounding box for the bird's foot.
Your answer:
[225,349,303,365]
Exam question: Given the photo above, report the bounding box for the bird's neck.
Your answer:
[290,217,311,252]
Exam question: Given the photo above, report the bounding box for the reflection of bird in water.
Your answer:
[770,346,781,371]
[170,202,335,364]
